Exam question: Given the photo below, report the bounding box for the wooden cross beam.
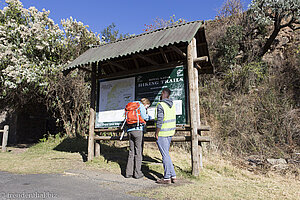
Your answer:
[160,48,169,63]
[193,56,208,63]
[135,54,159,66]
[170,46,186,57]
[108,63,117,73]
[107,61,127,70]
[133,57,139,69]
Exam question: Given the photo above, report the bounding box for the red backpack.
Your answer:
[125,102,145,125]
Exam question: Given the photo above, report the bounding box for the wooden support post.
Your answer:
[187,38,200,176]
[192,38,203,170]
[95,140,100,157]
[1,125,9,152]
[88,63,97,161]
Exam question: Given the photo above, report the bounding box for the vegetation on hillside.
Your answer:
[203,0,300,157]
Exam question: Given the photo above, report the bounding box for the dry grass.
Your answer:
[0,136,96,174]
[139,147,300,200]
[0,137,299,200]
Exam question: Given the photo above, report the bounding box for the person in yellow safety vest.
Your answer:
[155,88,177,184]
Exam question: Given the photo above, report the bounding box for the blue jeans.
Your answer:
[156,136,176,179]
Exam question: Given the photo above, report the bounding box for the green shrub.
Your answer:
[216,25,244,69]
[224,61,267,93]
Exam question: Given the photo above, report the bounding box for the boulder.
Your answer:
[267,158,287,165]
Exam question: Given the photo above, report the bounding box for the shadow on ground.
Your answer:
[53,137,88,162]
[100,143,163,181]
[53,137,163,181]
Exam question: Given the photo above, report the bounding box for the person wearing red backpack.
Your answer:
[125,98,151,179]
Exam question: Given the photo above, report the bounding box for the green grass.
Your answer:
[0,135,299,200]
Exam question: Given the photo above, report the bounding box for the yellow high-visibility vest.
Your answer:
[155,101,176,137]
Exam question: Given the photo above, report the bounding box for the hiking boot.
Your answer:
[134,174,144,179]
[171,177,177,183]
[156,179,171,184]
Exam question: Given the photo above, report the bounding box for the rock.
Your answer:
[271,164,289,171]
[267,158,287,165]
[280,37,290,45]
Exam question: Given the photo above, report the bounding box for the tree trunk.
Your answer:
[259,28,280,58]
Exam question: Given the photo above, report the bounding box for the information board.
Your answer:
[95,66,187,128]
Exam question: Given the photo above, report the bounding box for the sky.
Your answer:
[1,0,252,35]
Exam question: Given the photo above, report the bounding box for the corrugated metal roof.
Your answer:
[65,20,204,70]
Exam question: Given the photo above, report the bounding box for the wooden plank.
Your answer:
[135,54,159,66]
[94,125,210,132]
[1,125,9,152]
[107,61,127,70]
[160,48,169,63]
[187,38,200,176]
[88,63,97,161]
[198,126,210,131]
[94,135,211,142]
[170,46,186,57]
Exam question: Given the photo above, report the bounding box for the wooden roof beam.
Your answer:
[108,63,117,73]
[133,57,139,69]
[135,54,159,66]
[107,61,127,70]
[170,46,186,57]
[159,48,169,63]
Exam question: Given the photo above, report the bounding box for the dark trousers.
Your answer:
[126,130,143,178]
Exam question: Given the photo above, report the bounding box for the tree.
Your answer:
[216,0,244,19]
[0,0,64,107]
[143,15,186,32]
[61,17,101,63]
[249,0,300,57]
[101,23,130,43]
[0,0,101,137]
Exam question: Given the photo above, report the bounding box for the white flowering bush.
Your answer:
[0,0,102,136]
[0,0,101,101]
[0,0,62,91]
